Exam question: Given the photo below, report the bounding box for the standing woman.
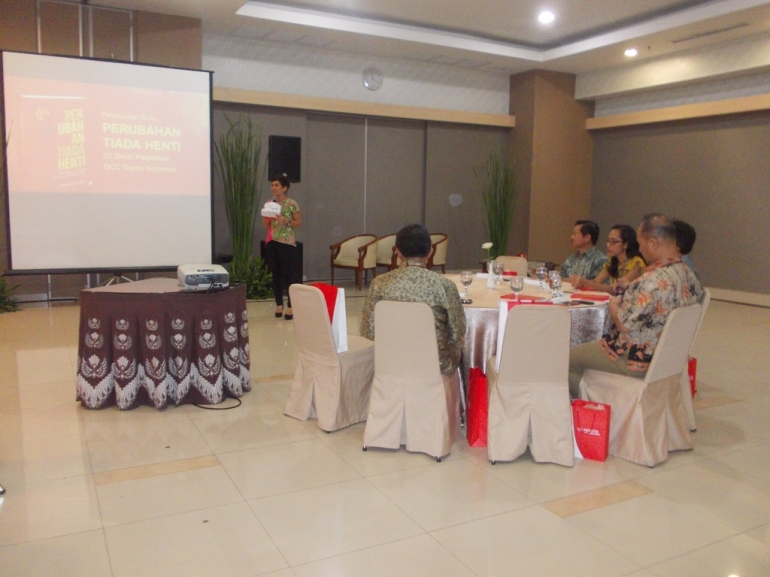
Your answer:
[569,224,645,294]
[263,174,302,320]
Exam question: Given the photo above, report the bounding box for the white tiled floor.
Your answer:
[1,290,769,576]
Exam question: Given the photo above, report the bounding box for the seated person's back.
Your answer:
[360,224,466,376]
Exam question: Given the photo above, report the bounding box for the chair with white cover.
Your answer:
[375,234,398,272]
[494,255,528,277]
[680,288,711,431]
[486,306,574,466]
[363,300,460,461]
[426,233,449,273]
[284,284,375,432]
[579,303,702,467]
[330,234,378,290]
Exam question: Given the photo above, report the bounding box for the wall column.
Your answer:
[509,70,594,264]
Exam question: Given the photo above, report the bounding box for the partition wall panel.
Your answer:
[305,114,367,281]
[425,123,509,271]
[590,112,770,295]
[364,118,425,238]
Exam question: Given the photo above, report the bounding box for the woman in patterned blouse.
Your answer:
[262,174,302,320]
[569,224,645,295]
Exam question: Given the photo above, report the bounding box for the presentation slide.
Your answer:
[2,51,213,272]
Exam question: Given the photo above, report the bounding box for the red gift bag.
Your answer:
[466,367,488,447]
[688,356,697,398]
[572,400,611,461]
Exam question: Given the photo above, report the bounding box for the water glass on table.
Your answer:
[492,261,504,284]
[509,276,524,301]
[548,270,562,298]
[460,270,473,298]
[535,266,548,290]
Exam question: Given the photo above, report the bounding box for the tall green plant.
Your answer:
[475,151,518,259]
[213,115,270,295]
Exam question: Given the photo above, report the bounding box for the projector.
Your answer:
[177,264,230,291]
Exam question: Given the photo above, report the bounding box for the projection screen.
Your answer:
[1,51,213,272]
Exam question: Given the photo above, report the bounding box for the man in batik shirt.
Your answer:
[361,224,466,376]
[561,220,608,280]
[568,213,703,396]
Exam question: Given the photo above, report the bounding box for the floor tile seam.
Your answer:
[284,533,432,571]
[561,490,742,565]
[424,502,544,536]
[236,500,305,571]
[423,531,482,577]
[91,455,221,486]
[203,430,322,456]
[317,435,439,477]
[644,530,762,574]
[243,475,373,505]
[0,527,109,551]
[356,474,438,533]
[252,374,295,383]
[98,500,269,540]
[183,404,289,423]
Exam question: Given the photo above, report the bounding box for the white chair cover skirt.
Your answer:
[578,303,701,467]
[363,300,460,459]
[284,285,374,431]
[487,306,574,466]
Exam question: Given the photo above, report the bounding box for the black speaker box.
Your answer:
[268,135,301,183]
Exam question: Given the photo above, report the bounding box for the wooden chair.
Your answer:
[426,233,448,273]
[284,284,375,432]
[579,304,702,467]
[363,301,460,461]
[375,233,398,272]
[330,234,378,290]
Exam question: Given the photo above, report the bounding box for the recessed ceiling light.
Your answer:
[538,11,555,25]
[624,48,638,57]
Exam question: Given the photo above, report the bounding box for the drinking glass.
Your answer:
[535,266,548,290]
[460,270,473,298]
[509,276,524,301]
[548,271,562,298]
[492,261,504,284]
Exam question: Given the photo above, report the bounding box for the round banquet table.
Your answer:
[76,278,250,410]
[444,274,611,391]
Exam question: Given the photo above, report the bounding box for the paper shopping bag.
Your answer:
[466,367,488,447]
[572,399,610,461]
[688,356,697,398]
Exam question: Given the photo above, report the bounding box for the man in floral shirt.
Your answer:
[568,213,703,395]
[360,224,466,376]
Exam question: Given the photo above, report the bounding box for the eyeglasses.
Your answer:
[606,239,623,245]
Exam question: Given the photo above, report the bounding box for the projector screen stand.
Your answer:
[100,273,135,286]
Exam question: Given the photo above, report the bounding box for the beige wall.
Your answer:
[510,71,594,264]
[591,112,770,295]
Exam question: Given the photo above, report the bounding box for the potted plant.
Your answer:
[213,115,272,299]
[475,150,518,260]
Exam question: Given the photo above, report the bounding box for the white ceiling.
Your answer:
[97,0,770,74]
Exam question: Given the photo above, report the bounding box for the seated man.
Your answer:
[568,213,704,396]
[561,220,608,281]
[673,219,700,280]
[360,224,466,376]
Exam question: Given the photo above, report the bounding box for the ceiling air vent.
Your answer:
[671,22,749,44]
